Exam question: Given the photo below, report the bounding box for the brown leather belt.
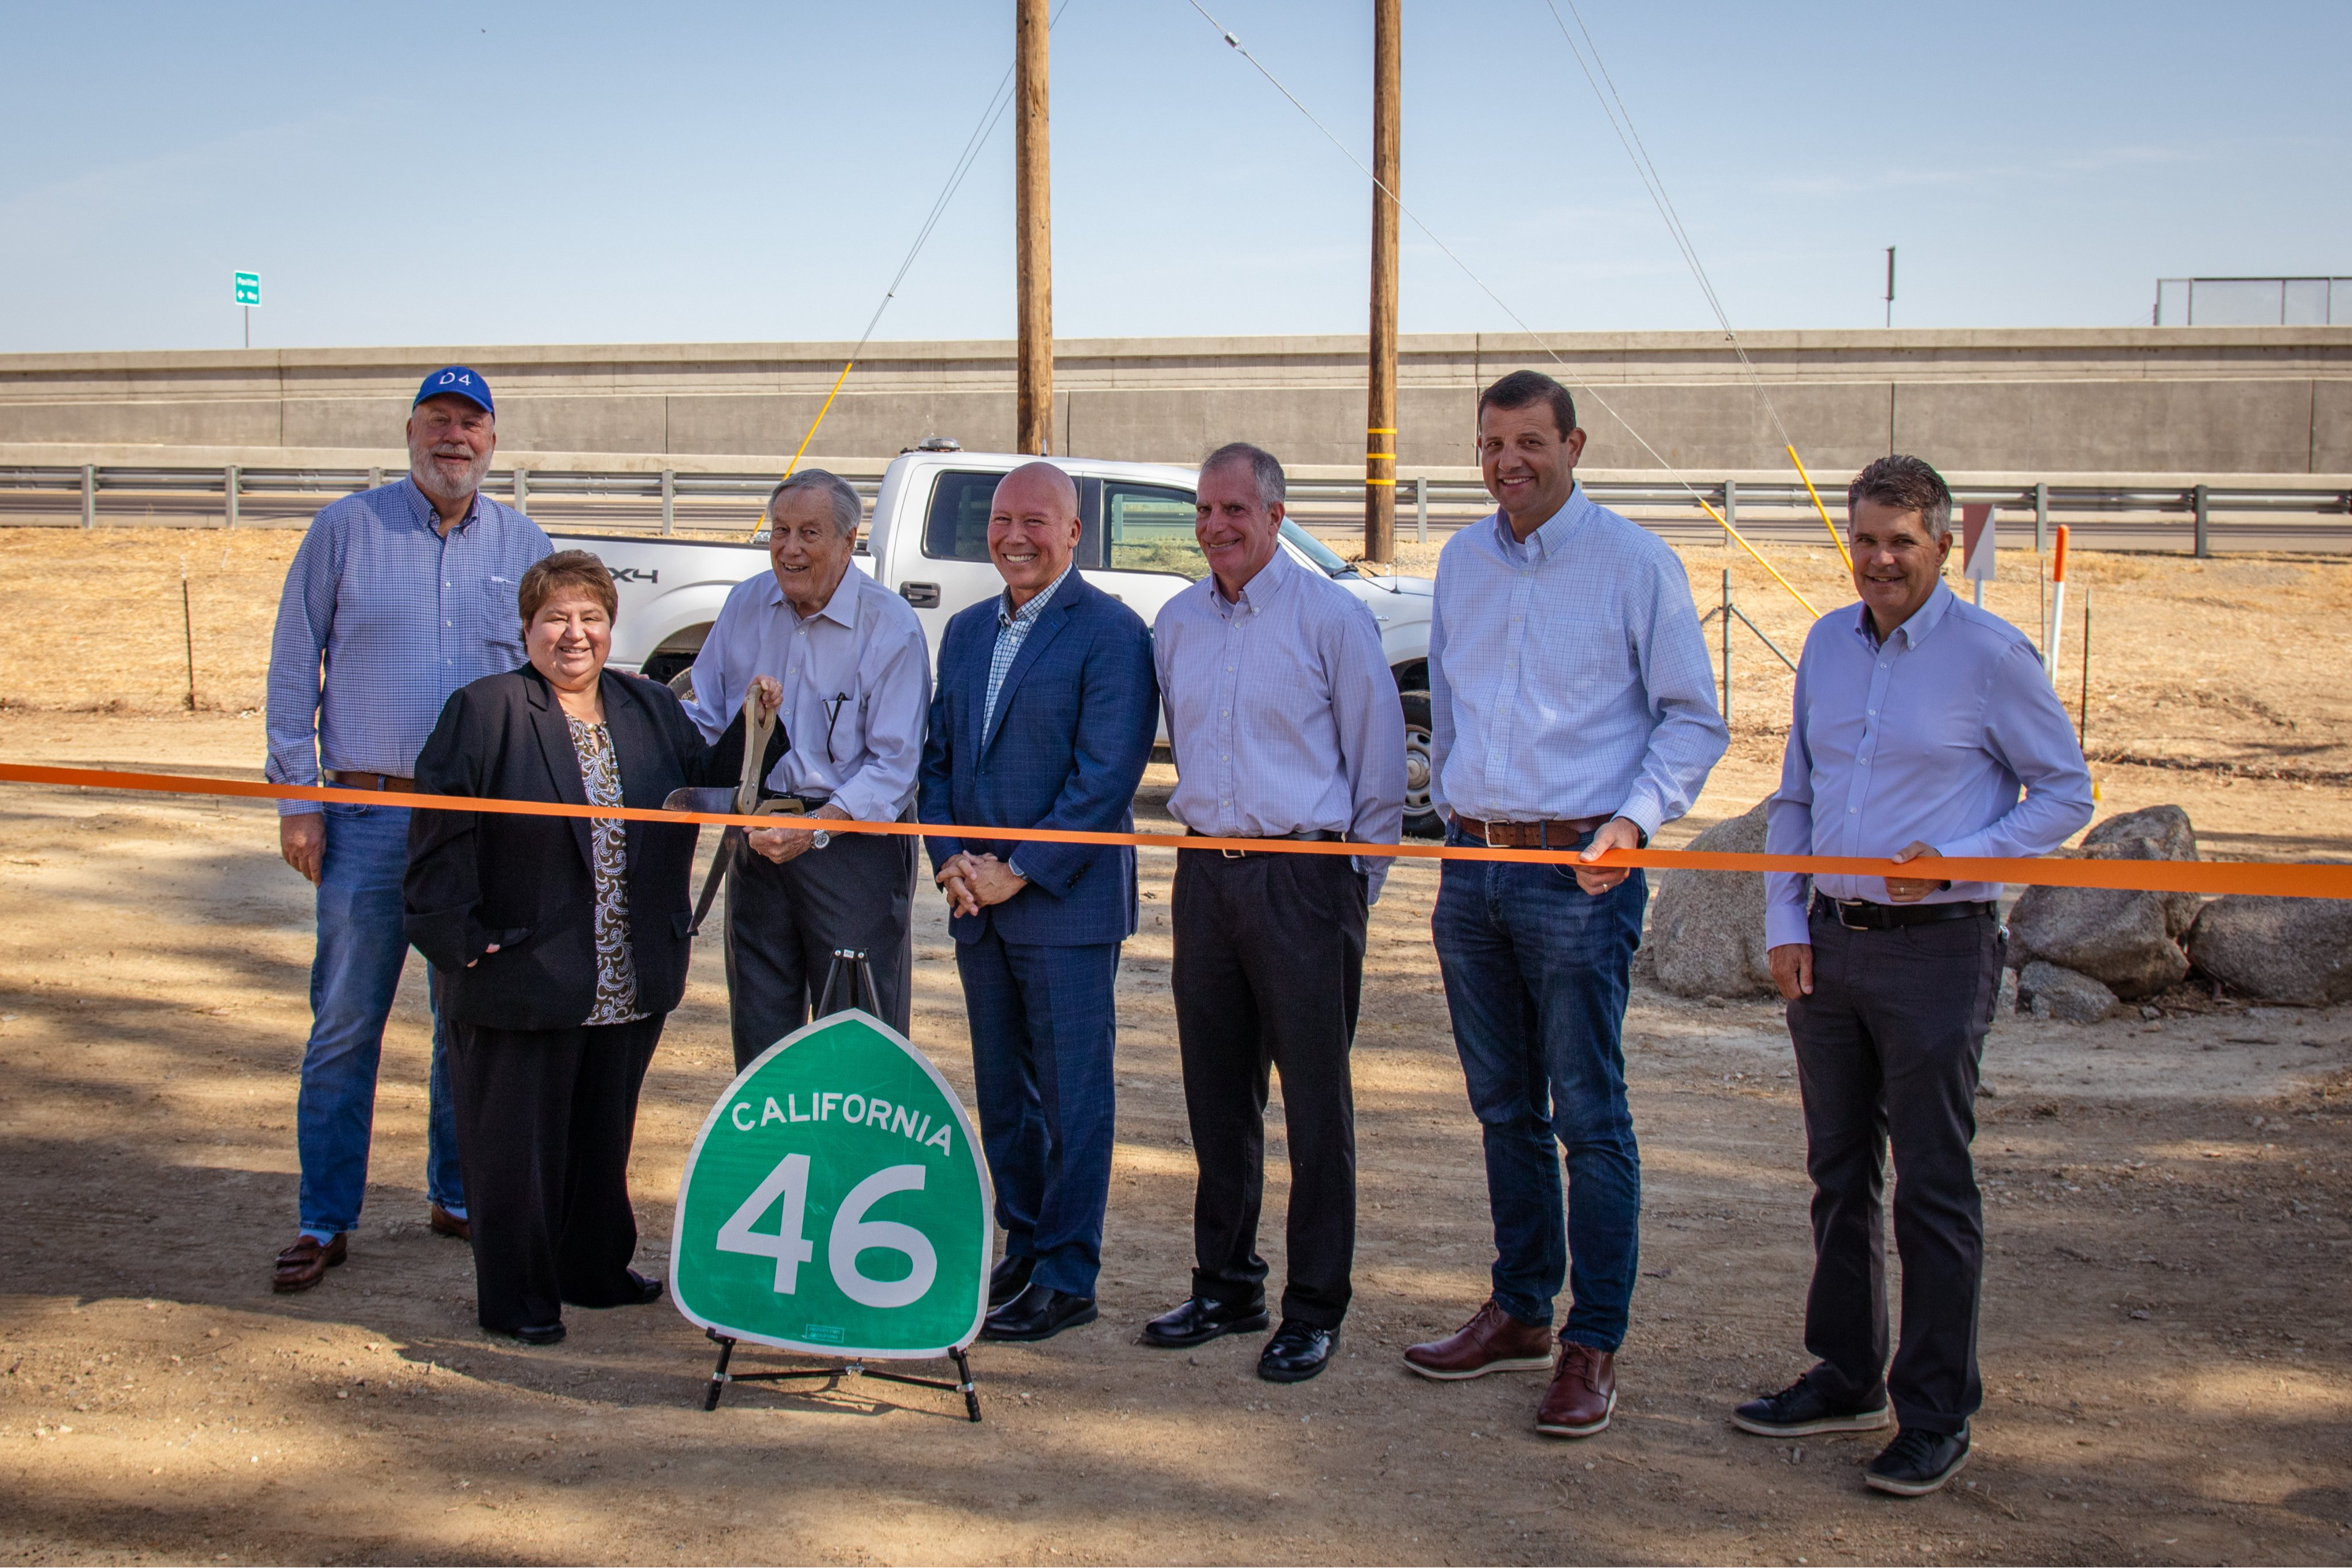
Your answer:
[1450,813,1609,849]
[328,769,413,792]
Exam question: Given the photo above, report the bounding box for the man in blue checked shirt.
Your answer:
[262,366,551,1294]
[1730,455,2090,1499]
[1406,371,1726,1439]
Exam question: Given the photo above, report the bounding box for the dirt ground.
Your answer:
[2,526,2351,1565]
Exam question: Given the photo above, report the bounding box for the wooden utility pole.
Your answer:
[1363,0,1401,563]
[1015,0,1054,455]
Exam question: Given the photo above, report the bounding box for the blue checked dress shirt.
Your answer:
[1153,546,1407,899]
[1764,583,2095,948]
[1428,487,1727,840]
[984,564,1071,740]
[681,562,931,822]
[264,478,551,815]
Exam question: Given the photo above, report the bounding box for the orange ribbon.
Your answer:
[2,761,2346,900]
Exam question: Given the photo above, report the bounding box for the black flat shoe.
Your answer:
[1140,1295,1271,1349]
[504,1322,566,1346]
[1732,1368,1890,1437]
[980,1283,1098,1342]
[1257,1319,1335,1383]
[989,1253,1036,1310]
[1866,1425,1970,1496]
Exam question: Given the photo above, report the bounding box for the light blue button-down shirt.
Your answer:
[1428,486,1726,839]
[1764,583,2095,949]
[264,478,551,815]
[984,563,1071,739]
[1153,547,1406,899]
[682,562,931,822]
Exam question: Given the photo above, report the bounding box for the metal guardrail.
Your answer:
[2,464,2348,555]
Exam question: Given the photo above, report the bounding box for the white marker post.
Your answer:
[1960,502,1997,608]
[2044,524,2071,683]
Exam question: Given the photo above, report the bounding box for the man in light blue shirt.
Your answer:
[1732,456,2091,1498]
[263,366,551,1292]
[1405,372,1725,1441]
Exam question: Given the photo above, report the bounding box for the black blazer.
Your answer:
[404,664,779,1032]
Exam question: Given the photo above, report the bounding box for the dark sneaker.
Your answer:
[1732,1369,1892,1437]
[1866,1425,1971,1497]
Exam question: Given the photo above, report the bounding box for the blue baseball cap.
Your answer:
[413,365,494,415]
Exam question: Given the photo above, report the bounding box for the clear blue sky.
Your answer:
[2,1,2344,353]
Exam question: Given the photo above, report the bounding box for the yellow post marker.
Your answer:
[1786,444,1852,569]
[1697,497,1820,620]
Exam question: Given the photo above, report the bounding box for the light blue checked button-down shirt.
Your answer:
[1154,546,1406,900]
[984,563,1072,738]
[265,478,552,815]
[1428,485,1727,840]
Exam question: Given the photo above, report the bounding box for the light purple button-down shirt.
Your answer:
[1764,582,2095,949]
[1153,546,1406,900]
[682,562,930,822]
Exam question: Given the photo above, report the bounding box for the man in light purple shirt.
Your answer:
[1139,442,1405,1386]
[1732,455,2091,1499]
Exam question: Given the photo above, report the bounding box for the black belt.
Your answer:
[1186,827,1344,860]
[1812,892,1995,931]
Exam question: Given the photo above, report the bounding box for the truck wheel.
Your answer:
[643,652,694,691]
[1401,691,1442,840]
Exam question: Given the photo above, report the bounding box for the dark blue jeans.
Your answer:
[295,802,463,1240]
[957,929,1121,1299]
[1432,827,1646,1350]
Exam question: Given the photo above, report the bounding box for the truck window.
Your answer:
[920,470,1004,563]
[1104,482,1207,580]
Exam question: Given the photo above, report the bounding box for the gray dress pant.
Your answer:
[1788,899,2003,1435]
[723,819,916,1069]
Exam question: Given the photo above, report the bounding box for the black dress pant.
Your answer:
[1788,903,2003,1434]
[448,1015,664,1334]
[1171,847,1367,1330]
[723,818,916,1070]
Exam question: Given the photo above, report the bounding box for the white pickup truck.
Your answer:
[556,448,1441,835]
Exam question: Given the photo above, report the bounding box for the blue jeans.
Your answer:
[295,803,464,1240]
[1431,827,1646,1350]
[957,930,1120,1299]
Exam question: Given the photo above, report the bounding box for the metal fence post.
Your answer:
[662,469,676,536]
[368,466,383,492]
[1413,474,1427,544]
[2034,481,2048,554]
[1722,478,1737,548]
[514,468,530,514]
[81,465,95,529]
[1720,568,1732,726]
[2192,483,2210,558]
[225,465,239,530]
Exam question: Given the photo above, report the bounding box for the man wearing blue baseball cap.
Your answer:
[262,366,552,1294]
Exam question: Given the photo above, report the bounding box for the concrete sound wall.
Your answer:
[3,328,2348,476]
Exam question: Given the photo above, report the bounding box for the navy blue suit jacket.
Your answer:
[918,571,1158,948]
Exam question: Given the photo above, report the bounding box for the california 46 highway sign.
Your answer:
[671,1008,992,1358]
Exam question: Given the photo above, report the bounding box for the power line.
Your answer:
[1179,0,1820,615]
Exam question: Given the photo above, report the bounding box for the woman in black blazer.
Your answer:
[406,550,780,1344]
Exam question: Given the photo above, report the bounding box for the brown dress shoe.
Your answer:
[272,1233,347,1294]
[1535,1342,1617,1438]
[430,1205,471,1244]
[1404,1299,1556,1380]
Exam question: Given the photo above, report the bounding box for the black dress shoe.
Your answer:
[1140,1295,1271,1349]
[1732,1368,1890,1437]
[980,1283,1098,1342]
[1257,1319,1336,1383]
[1866,1425,1971,1496]
[505,1322,566,1346]
[989,1253,1036,1310]
[622,1269,663,1306]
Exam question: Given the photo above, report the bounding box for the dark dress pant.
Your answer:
[958,929,1121,1299]
[1789,902,2003,1435]
[724,818,917,1069]
[448,1015,664,1334]
[1171,848,1366,1330]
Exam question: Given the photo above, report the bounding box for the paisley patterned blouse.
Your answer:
[567,715,644,1025]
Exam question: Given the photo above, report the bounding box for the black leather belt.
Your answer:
[328,769,412,792]
[1813,892,1995,931]
[1186,827,1344,860]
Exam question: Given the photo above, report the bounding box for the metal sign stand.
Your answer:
[698,948,982,1422]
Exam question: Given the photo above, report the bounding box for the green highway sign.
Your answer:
[671,1009,992,1358]
[233,272,261,306]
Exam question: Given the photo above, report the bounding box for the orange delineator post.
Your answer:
[2046,524,2072,682]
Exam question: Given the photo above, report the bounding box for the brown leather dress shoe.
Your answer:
[272,1233,347,1294]
[1405,1299,1556,1380]
[1535,1342,1617,1438]
[430,1205,471,1244]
